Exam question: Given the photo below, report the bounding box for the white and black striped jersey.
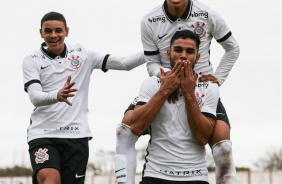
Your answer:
[23,43,144,142]
[137,76,219,181]
[141,0,239,85]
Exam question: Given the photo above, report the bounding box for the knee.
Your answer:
[212,140,233,156]
[116,123,138,144]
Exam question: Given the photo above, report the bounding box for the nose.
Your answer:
[50,30,57,38]
[180,52,188,61]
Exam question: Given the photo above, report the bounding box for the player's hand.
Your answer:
[159,62,182,98]
[159,68,178,104]
[180,60,197,96]
[57,76,78,106]
[199,72,219,85]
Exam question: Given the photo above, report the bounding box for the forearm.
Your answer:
[28,83,59,107]
[106,52,145,71]
[130,89,169,136]
[214,35,240,86]
[184,95,215,146]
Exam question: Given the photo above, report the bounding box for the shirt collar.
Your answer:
[40,42,67,59]
[163,0,193,22]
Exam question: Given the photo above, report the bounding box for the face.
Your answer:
[167,37,200,69]
[40,20,69,56]
[166,0,188,9]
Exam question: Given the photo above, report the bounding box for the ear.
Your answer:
[39,29,43,38]
[166,49,170,60]
[65,27,69,37]
[195,53,200,64]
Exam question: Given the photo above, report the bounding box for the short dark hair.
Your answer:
[41,12,67,28]
[170,30,201,51]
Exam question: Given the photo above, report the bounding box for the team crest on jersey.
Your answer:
[34,148,49,164]
[131,96,138,105]
[68,55,82,70]
[195,92,205,108]
[191,22,206,39]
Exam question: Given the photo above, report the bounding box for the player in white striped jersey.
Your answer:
[128,30,218,183]
[116,0,239,183]
[23,12,144,184]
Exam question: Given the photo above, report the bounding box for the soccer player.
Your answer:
[116,0,239,183]
[22,12,144,184]
[119,30,219,184]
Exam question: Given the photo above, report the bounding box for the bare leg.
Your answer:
[36,168,61,184]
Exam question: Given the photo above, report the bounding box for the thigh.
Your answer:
[209,99,231,147]
[37,168,61,184]
[28,138,62,184]
[216,98,230,127]
[61,138,89,184]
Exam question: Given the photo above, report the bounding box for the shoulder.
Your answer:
[22,49,43,66]
[66,43,86,54]
[142,76,160,86]
[141,4,164,24]
[196,81,219,93]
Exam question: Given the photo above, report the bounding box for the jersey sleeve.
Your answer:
[84,46,109,71]
[137,76,159,103]
[141,18,168,77]
[208,6,240,86]
[106,52,145,71]
[200,82,219,119]
[22,55,41,92]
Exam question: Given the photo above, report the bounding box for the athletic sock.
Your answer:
[115,123,138,184]
[212,140,237,184]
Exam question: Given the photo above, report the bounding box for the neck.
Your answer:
[167,0,189,18]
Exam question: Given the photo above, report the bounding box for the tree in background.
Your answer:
[255,147,282,171]
[0,166,32,176]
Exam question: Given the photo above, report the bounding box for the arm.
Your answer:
[181,61,217,146]
[27,76,77,107]
[104,52,145,71]
[130,63,183,136]
[214,35,240,85]
[141,18,170,76]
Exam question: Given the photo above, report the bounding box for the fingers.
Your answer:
[199,73,218,84]
[171,60,183,75]
[58,76,78,106]
[160,68,165,76]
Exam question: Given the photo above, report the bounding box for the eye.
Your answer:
[186,49,195,54]
[55,28,63,33]
[173,47,182,53]
[44,28,52,33]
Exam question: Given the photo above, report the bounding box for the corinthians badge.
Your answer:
[34,148,49,164]
[68,55,82,70]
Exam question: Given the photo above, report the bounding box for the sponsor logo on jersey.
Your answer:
[31,55,38,58]
[158,33,168,39]
[191,22,206,39]
[191,11,208,18]
[197,82,209,89]
[148,16,166,23]
[159,169,204,177]
[58,126,79,131]
[41,65,50,70]
[68,55,82,70]
[68,48,81,53]
[195,92,205,108]
[34,148,49,164]
[57,126,80,134]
